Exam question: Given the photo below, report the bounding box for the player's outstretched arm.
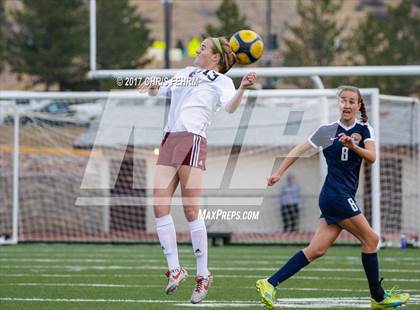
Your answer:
[267,141,312,186]
[225,72,256,113]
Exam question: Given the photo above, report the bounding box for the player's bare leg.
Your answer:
[337,214,378,253]
[303,218,342,261]
[154,165,179,218]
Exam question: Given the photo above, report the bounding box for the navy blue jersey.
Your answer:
[308,121,375,197]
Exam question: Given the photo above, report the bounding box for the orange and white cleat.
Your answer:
[190,273,213,304]
[164,267,188,294]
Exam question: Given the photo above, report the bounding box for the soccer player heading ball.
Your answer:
[139,36,256,304]
[256,86,410,310]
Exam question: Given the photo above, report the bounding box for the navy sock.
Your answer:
[361,252,385,302]
[268,251,310,287]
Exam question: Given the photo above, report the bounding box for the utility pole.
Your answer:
[162,0,172,69]
[265,0,273,88]
[161,0,173,132]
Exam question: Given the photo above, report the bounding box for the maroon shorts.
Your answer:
[157,131,207,170]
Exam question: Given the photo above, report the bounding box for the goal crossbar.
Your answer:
[88,66,420,79]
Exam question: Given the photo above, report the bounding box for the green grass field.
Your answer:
[0,244,419,309]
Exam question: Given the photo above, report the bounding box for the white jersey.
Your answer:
[157,66,236,138]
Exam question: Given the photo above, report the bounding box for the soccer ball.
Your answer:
[229,30,264,65]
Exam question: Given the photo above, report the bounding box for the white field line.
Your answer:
[219,274,420,282]
[10,249,417,256]
[176,303,371,308]
[0,297,419,308]
[0,248,157,254]
[0,258,162,263]
[177,296,420,308]
[1,257,419,267]
[1,273,419,283]
[0,297,174,303]
[2,282,420,294]
[1,253,419,262]
[0,248,193,255]
[1,257,418,267]
[1,264,418,273]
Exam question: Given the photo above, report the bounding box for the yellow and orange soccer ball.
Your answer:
[229,30,264,65]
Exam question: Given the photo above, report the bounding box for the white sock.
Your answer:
[189,218,208,277]
[155,214,179,271]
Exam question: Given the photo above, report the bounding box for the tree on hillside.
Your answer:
[348,0,420,96]
[6,0,152,90]
[7,0,89,90]
[96,0,151,70]
[204,0,249,38]
[0,1,5,73]
[282,0,346,87]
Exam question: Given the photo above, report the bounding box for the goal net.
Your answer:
[0,90,418,246]
[365,95,419,247]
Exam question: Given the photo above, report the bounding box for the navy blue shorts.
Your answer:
[319,193,361,224]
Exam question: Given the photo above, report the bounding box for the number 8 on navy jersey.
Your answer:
[308,120,375,224]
